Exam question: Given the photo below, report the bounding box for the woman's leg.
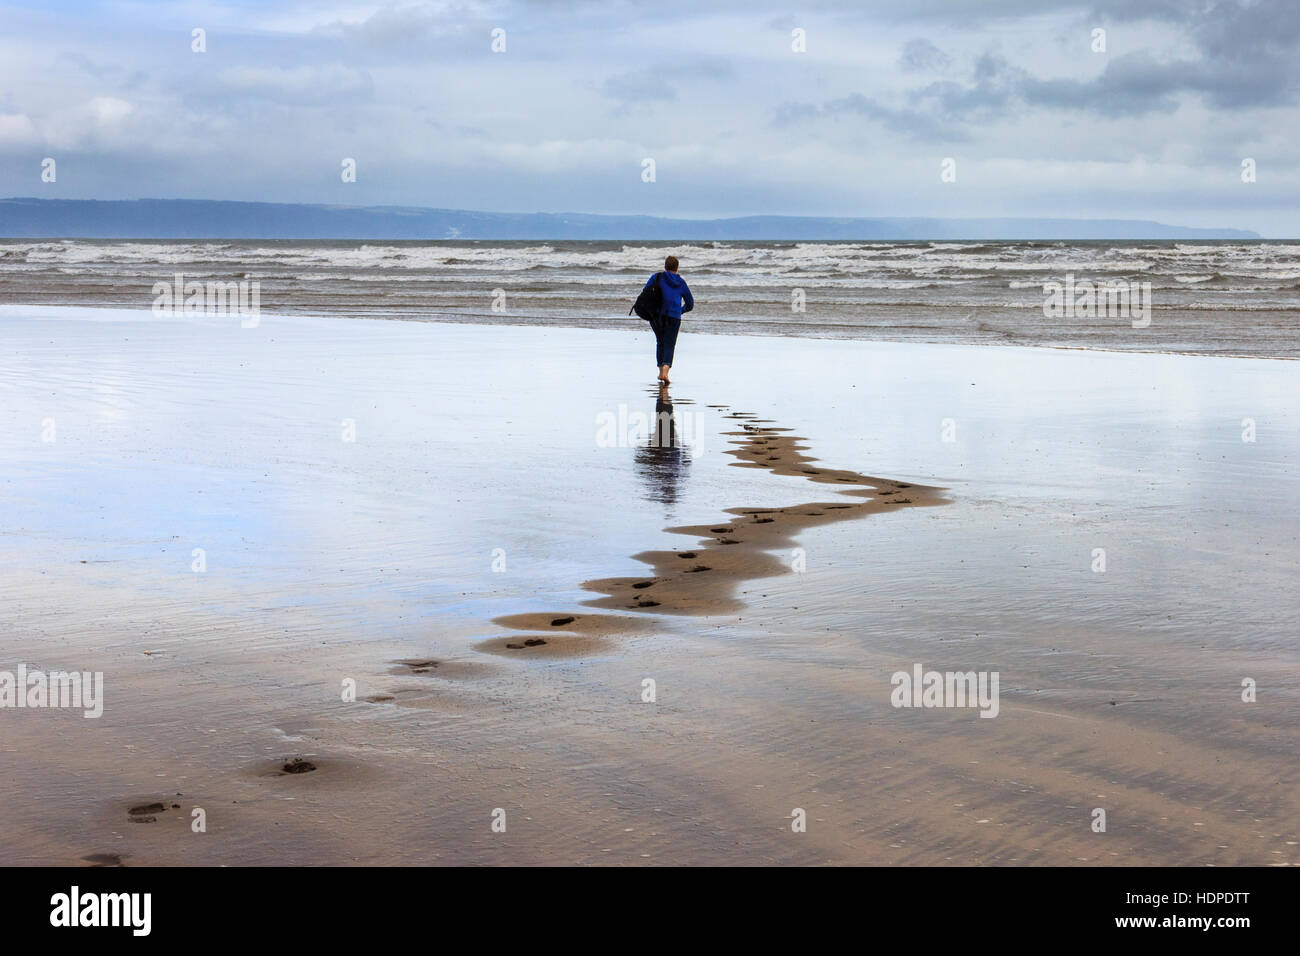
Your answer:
[660,317,681,368]
[650,317,668,379]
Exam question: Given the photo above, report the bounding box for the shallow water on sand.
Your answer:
[0,306,1296,865]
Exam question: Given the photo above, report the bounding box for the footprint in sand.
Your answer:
[505,638,548,649]
[396,658,440,674]
[82,853,125,867]
[550,616,575,626]
[687,565,711,572]
[389,658,495,681]
[632,581,655,589]
[752,517,775,524]
[127,803,164,823]
[677,552,697,559]
[280,758,317,775]
[127,800,181,823]
[710,527,732,533]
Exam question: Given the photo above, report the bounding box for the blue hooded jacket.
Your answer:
[644,271,694,319]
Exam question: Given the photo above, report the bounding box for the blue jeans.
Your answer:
[650,315,681,367]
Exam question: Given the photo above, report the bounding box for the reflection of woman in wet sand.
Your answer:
[634,383,690,507]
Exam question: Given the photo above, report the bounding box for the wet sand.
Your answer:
[579,417,944,617]
[0,306,1296,865]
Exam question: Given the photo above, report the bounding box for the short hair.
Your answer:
[664,255,679,272]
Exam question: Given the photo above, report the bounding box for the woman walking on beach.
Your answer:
[643,255,693,384]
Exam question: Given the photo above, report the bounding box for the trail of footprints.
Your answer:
[577,413,938,618]
[334,402,947,745]
[337,404,948,731]
[91,405,946,862]
[392,403,944,668]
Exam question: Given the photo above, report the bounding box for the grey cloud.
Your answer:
[58,53,149,91]
[765,15,801,32]
[600,57,733,106]
[794,0,1300,143]
[174,63,377,120]
[1078,0,1300,109]
[775,92,967,142]
[960,44,1299,118]
[601,70,678,104]
[311,2,489,57]
[899,38,952,72]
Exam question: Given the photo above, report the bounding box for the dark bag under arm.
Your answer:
[630,272,664,321]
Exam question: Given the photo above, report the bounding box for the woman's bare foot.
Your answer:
[659,364,671,384]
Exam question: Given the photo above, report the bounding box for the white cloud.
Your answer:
[0,112,39,146]
[89,96,134,126]
[215,65,374,102]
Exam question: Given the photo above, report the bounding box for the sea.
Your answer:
[2,238,1297,357]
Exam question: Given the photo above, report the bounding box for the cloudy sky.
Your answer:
[1,0,1297,234]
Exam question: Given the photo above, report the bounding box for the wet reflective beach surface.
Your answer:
[0,307,1296,864]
